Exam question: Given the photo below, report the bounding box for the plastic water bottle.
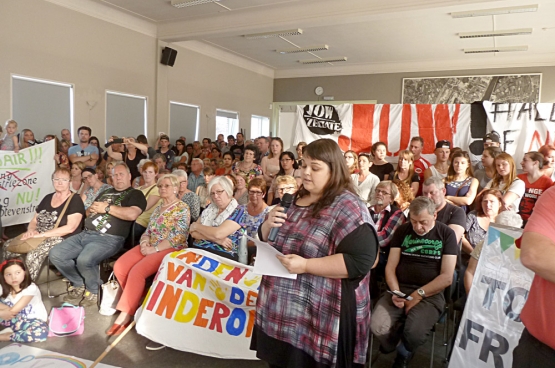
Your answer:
[238,231,248,265]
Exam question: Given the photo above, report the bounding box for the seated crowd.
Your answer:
[1,119,553,366]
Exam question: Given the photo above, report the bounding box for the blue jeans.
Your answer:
[49,230,124,294]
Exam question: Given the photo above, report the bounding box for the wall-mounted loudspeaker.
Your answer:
[161,47,178,67]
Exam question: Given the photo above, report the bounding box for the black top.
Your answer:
[390,221,458,286]
[36,193,85,239]
[390,171,420,184]
[230,143,245,158]
[84,188,147,238]
[124,149,147,181]
[370,163,394,181]
[436,202,466,228]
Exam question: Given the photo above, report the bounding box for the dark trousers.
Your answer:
[370,285,444,352]
[513,328,555,368]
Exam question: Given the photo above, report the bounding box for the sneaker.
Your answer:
[62,285,85,304]
[79,290,98,307]
[145,341,166,351]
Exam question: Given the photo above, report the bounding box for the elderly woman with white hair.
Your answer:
[173,169,201,222]
[189,176,246,261]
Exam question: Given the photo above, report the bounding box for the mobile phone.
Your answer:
[387,290,413,301]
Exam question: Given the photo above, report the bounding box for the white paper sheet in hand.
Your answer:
[246,235,297,279]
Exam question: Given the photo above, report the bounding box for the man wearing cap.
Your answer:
[424,140,451,181]
[156,134,175,169]
[410,136,431,196]
[474,131,501,171]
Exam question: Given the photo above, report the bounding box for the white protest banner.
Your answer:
[293,104,471,163]
[483,102,555,167]
[135,248,261,360]
[0,140,55,226]
[449,225,533,368]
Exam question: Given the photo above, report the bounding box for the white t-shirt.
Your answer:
[0,283,47,321]
[351,172,380,203]
[486,178,526,213]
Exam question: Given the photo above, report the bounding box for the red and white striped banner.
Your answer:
[294,104,471,163]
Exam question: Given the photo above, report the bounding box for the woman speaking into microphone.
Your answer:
[251,139,378,368]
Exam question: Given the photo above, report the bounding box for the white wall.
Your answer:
[0,0,274,144]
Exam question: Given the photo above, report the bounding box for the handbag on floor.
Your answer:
[48,302,85,337]
[6,193,74,254]
[99,272,122,316]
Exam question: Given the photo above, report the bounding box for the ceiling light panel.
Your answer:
[171,0,220,8]
[459,28,533,38]
[277,45,329,54]
[451,4,538,18]
[299,57,347,64]
[464,46,528,54]
[243,29,303,39]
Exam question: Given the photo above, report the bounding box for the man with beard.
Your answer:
[371,197,457,368]
[68,126,99,168]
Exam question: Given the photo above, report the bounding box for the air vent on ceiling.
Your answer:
[171,0,220,8]
[277,45,329,54]
[459,28,533,38]
[451,4,538,18]
[299,57,347,64]
[464,45,528,53]
[243,29,303,39]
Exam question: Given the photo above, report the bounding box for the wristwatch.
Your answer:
[154,245,160,252]
[417,288,426,298]
[105,205,111,214]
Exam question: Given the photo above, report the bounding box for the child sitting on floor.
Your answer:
[0,258,48,342]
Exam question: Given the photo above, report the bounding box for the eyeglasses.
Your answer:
[248,190,264,196]
[277,186,296,193]
[375,189,391,196]
[210,189,226,197]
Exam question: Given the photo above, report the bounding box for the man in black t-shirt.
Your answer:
[230,132,245,160]
[50,162,147,308]
[422,176,465,245]
[370,197,458,367]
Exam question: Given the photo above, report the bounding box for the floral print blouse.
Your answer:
[232,162,263,184]
[143,201,190,249]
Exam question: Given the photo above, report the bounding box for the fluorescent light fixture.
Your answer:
[451,4,538,18]
[243,29,303,39]
[299,57,347,64]
[464,45,528,54]
[277,45,329,54]
[171,0,219,8]
[459,28,533,38]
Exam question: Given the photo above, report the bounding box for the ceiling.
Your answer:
[58,0,555,77]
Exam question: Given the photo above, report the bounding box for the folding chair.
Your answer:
[430,273,458,367]
[45,255,67,299]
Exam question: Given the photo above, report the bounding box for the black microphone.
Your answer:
[268,193,294,242]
